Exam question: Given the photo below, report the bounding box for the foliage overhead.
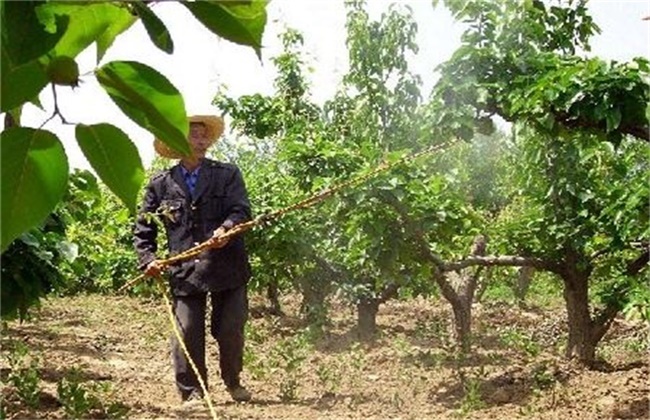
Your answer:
[0,0,268,253]
[429,0,650,144]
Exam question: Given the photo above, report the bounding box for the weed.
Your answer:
[531,363,556,390]
[391,391,405,410]
[243,324,270,380]
[93,382,130,419]
[500,328,541,358]
[414,317,447,340]
[346,342,366,390]
[57,369,95,419]
[6,342,41,409]
[316,360,342,395]
[56,368,130,419]
[270,333,310,401]
[458,376,486,414]
[392,335,411,356]
[623,336,647,356]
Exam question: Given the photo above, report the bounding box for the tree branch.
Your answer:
[377,191,446,269]
[626,249,649,276]
[444,255,559,273]
[377,191,460,303]
[591,303,621,345]
[379,283,400,304]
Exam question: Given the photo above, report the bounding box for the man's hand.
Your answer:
[144,260,164,277]
[207,226,229,249]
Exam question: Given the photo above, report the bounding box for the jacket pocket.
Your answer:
[159,199,185,225]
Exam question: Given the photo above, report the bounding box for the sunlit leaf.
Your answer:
[96,60,190,157]
[1,128,68,252]
[0,1,68,69]
[133,1,174,54]
[0,56,49,113]
[36,2,136,63]
[76,123,145,214]
[183,0,266,58]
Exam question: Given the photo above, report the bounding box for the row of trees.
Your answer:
[216,0,649,364]
[2,0,648,367]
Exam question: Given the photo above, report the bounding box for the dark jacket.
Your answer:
[133,158,252,296]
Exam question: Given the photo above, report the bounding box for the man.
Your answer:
[133,115,253,403]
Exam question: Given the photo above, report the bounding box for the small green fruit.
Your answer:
[46,56,80,87]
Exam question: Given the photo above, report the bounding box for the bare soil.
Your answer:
[1,293,647,419]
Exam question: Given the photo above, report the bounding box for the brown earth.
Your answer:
[1,293,647,420]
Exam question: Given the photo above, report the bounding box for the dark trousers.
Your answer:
[171,285,248,398]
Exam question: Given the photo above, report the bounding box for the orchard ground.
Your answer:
[1,286,647,420]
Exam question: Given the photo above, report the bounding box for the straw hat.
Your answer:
[154,115,225,159]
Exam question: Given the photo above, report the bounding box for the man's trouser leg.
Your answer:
[209,285,248,388]
[171,293,208,398]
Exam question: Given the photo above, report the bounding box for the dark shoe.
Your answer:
[181,390,204,407]
[227,385,252,402]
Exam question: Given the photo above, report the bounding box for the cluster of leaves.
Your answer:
[0,212,70,320]
[1,0,268,254]
[56,170,143,295]
[428,0,649,145]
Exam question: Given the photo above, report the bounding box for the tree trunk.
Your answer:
[357,298,380,340]
[444,271,476,354]
[561,268,596,364]
[450,298,472,354]
[514,266,534,308]
[266,281,283,316]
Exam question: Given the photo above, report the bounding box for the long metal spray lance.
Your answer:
[119,140,456,292]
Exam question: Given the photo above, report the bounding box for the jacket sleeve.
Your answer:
[220,166,252,230]
[133,180,161,270]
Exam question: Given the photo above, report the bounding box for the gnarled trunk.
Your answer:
[514,266,534,308]
[357,298,379,340]
[442,268,482,354]
[266,281,283,316]
[561,265,596,364]
[450,297,472,353]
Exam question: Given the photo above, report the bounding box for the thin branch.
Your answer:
[39,83,71,129]
[378,283,400,304]
[377,190,446,269]
[589,248,610,261]
[626,250,649,277]
[444,255,559,273]
[377,191,460,304]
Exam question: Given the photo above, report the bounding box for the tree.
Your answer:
[1,0,268,253]
[216,28,336,323]
[428,0,650,363]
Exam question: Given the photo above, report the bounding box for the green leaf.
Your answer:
[0,56,49,113]
[183,0,267,58]
[133,1,174,54]
[605,107,622,132]
[36,2,136,63]
[0,1,59,112]
[0,1,68,69]
[96,60,190,156]
[75,123,145,214]
[1,128,68,252]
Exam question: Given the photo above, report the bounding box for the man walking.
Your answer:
[134,115,252,403]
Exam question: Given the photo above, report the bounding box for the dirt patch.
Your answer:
[1,294,647,419]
